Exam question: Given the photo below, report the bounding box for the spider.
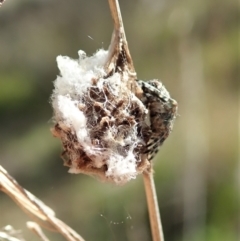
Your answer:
[137,79,178,160]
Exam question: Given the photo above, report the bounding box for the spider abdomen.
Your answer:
[137,79,178,160]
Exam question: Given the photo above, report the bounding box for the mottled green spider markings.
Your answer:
[137,79,178,160]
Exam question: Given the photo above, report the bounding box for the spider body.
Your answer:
[137,79,178,160]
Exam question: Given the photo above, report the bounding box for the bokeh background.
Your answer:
[0,0,239,240]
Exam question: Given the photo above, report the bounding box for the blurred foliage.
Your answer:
[0,0,239,241]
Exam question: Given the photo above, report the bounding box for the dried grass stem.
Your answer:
[143,169,164,241]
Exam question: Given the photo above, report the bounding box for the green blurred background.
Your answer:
[0,0,239,240]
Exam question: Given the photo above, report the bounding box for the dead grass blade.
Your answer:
[0,165,85,241]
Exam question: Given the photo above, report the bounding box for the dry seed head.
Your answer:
[51,49,151,184]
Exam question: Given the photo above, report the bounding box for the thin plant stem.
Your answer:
[108,0,125,36]
[143,169,164,241]
[107,1,165,240]
[106,0,136,76]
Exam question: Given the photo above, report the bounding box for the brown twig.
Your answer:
[0,165,85,241]
[106,0,135,71]
[107,1,165,240]
[143,169,164,241]
[106,0,139,92]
